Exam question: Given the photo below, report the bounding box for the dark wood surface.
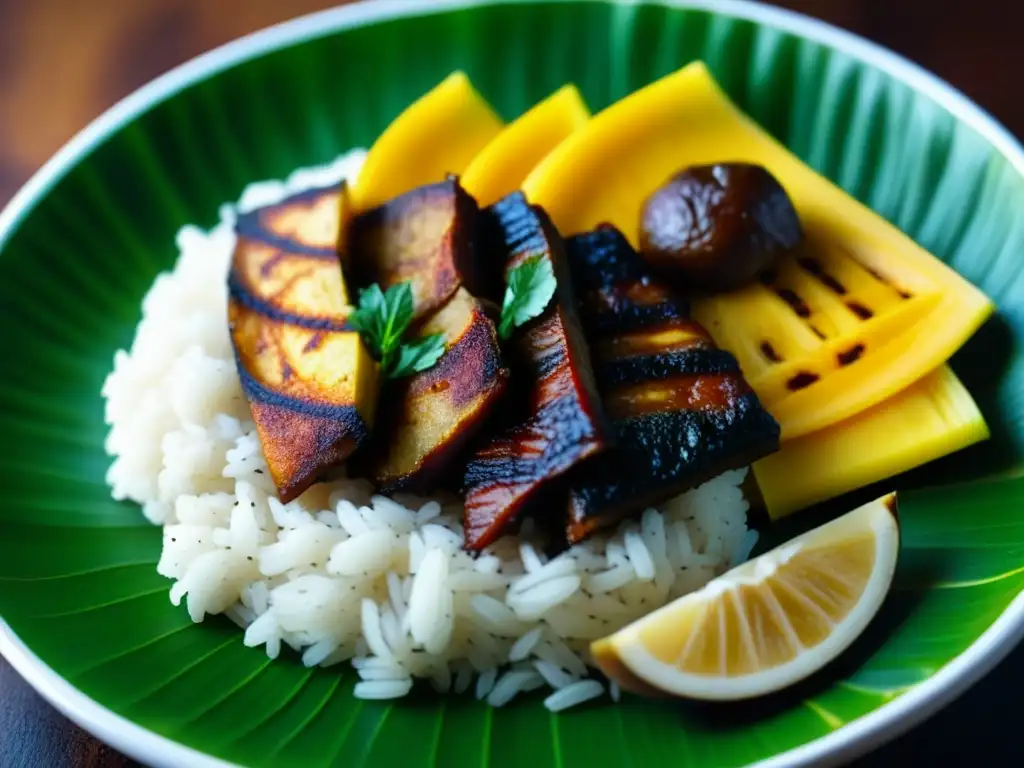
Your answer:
[1,1,1022,766]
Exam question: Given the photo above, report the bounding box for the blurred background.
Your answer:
[0,0,1021,204]
[0,0,1020,766]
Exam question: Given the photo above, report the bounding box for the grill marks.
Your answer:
[463,194,608,550]
[228,185,378,503]
[760,341,782,363]
[562,225,780,543]
[797,256,846,296]
[762,252,893,328]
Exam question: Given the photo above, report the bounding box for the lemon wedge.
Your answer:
[592,493,900,700]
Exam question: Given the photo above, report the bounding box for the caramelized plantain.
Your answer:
[229,185,379,503]
[463,194,609,551]
[639,163,802,292]
[348,178,498,322]
[362,288,509,493]
[564,225,779,542]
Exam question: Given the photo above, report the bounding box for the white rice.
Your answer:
[101,150,753,710]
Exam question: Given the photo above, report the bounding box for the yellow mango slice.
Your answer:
[753,365,989,518]
[352,71,504,211]
[461,84,590,207]
[522,62,994,441]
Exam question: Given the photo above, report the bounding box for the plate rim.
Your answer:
[1,1,1022,767]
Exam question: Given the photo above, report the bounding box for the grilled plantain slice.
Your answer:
[564,225,779,543]
[229,184,379,503]
[348,178,498,322]
[463,193,609,551]
[362,288,509,493]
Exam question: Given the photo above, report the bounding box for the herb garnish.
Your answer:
[497,256,557,340]
[349,282,446,380]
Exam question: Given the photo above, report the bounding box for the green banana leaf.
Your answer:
[1,2,1022,767]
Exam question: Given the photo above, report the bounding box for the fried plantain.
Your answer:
[361,288,509,494]
[228,184,379,502]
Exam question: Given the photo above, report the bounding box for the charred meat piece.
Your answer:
[228,184,379,503]
[348,178,498,322]
[564,225,780,542]
[639,163,802,292]
[362,288,509,493]
[463,194,609,551]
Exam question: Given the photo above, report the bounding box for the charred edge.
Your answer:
[228,272,352,332]
[235,185,341,257]
[565,224,688,308]
[566,226,646,288]
[775,287,811,318]
[760,341,782,362]
[531,335,568,380]
[582,298,689,336]
[846,301,874,320]
[566,226,690,335]
[235,357,369,440]
[597,348,741,390]
[463,395,607,550]
[485,192,551,275]
[786,371,820,391]
[837,343,866,366]
[567,394,781,542]
[465,395,607,486]
[810,325,827,340]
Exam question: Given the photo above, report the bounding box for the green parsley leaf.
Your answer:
[349,282,413,358]
[347,284,388,357]
[498,255,557,340]
[388,334,447,379]
[349,281,445,380]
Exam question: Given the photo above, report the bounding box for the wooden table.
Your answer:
[1,1,1022,766]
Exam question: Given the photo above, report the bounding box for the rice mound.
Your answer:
[102,152,755,709]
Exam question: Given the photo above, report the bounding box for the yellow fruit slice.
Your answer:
[352,72,504,211]
[754,366,989,518]
[522,62,994,441]
[592,494,899,701]
[461,84,590,207]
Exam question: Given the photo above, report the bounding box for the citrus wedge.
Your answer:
[592,493,900,701]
